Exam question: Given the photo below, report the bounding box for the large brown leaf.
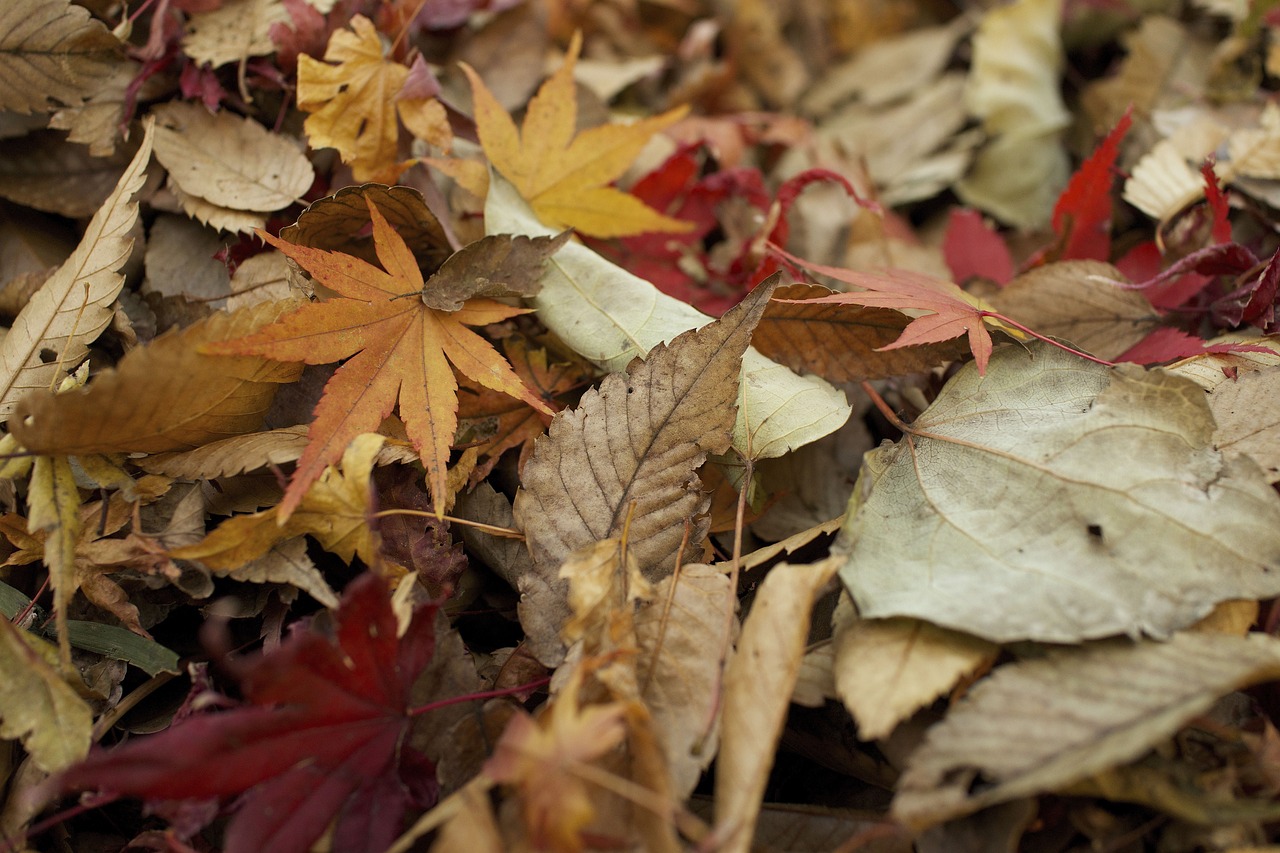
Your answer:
[0,0,123,115]
[512,279,775,664]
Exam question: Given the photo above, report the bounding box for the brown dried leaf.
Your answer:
[0,131,134,218]
[893,633,1280,830]
[0,0,123,115]
[513,280,775,664]
[12,299,304,454]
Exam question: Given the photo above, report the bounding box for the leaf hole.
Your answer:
[1086,523,1103,539]
[38,348,58,364]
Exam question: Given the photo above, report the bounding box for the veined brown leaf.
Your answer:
[0,0,123,115]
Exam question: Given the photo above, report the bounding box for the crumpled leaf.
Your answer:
[0,0,123,114]
[893,632,1280,830]
[839,340,1280,643]
[463,31,692,238]
[152,102,315,214]
[0,617,92,773]
[485,173,851,460]
[513,279,772,664]
[0,119,152,418]
[715,556,839,853]
[11,299,305,455]
[58,572,441,853]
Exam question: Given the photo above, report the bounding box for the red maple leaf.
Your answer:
[1050,109,1132,262]
[56,573,439,853]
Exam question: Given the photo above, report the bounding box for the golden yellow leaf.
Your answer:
[463,32,693,238]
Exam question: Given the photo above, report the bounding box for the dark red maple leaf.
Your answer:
[56,573,439,853]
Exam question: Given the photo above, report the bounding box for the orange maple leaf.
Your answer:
[207,199,554,520]
[770,245,1028,374]
[460,32,696,238]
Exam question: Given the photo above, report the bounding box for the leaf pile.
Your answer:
[6,1,1280,852]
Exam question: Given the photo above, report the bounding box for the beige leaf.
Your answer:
[634,563,734,798]
[833,611,996,740]
[228,250,295,310]
[218,537,338,609]
[167,181,266,234]
[839,341,1280,644]
[11,299,304,454]
[513,279,774,664]
[988,261,1160,360]
[0,0,123,114]
[0,619,91,773]
[152,102,314,213]
[0,120,152,418]
[893,633,1280,830]
[715,556,839,853]
[1227,104,1280,180]
[1080,16,1200,131]
[181,0,288,68]
[956,128,1069,229]
[1123,139,1205,221]
[1195,364,1280,483]
[49,60,150,157]
[485,174,850,461]
[142,215,231,304]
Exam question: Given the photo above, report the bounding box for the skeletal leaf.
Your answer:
[893,633,1280,829]
[0,119,153,418]
[839,340,1280,643]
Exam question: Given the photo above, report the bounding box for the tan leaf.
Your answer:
[218,537,339,609]
[0,119,152,418]
[1194,364,1280,483]
[228,250,294,310]
[833,612,996,740]
[152,102,314,213]
[634,563,734,798]
[988,261,1160,360]
[0,0,123,115]
[839,341,1280,643]
[28,454,80,667]
[167,181,266,234]
[754,283,967,382]
[12,299,304,454]
[513,280,775,664]
[1081,16,1195,131]
[892,633,1280,830]
[1122,139,1205,222]
[0,130,134,218]
[715,556,839,853]
[48,60,149,157]
[181,0,288,68]
[143,215,231,303]
[0,619,91,773]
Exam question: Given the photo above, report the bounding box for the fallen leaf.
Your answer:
[152,102,315,214]
[485,174,851,459]
[11,299,305,454]
[0,131,133,218]
[1048,111,1132,262]
[838,341,1280,643]
[1193,364,1280,482]
[0,0,123,114]
[942,208,1015,285]
[0,618,92,773]
[58,571,442,853]
[833,611,996,740]
[755,282,968,382]
[182,0,288,68]
[0,119,153,418]
[207,197,554,519]
[513,279,773,664]
[463,32,693,238]
[893,632,1280,829]
[715,556,839,853]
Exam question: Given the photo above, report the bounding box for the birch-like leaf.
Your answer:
[485,173,850,460]
[839,340,1280,643]
[0,0,123,114]
[893,632,1280,829]
[0,119,153,418]
[513,280,773,665]
[0,618,91,773]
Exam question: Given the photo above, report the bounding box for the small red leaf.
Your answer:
[1051,110,1132,261]
[943,208,1014,285]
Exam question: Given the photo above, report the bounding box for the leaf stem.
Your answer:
[406,676,550,717]
[368,508,524,539]
[860,381,914,434]
[980,312,1117,367]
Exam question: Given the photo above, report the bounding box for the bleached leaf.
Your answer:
[485,173,850,460]
[1191,363,1280,483]
[893,633,1280,829]
[514,282,772,664]
[153,102,314,213]
[833,610,996,740]
[634,563,734,798]
[0,119,152,417]
[839,341,1280,643]
[1123,139,1205,221]
[0,0,123,114]
[0,619,91,773]
[715,557,839,853]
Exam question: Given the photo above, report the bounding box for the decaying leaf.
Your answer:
[893,632,1280,829]
[485,174,851,460]
[839,341,1280,643]
[0,617,92,773]
[0,0,123,115]
[0,119,153,418]
[513,279,773,664]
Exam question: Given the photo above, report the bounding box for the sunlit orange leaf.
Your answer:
[461,32,695,238]
[206,199,554,520]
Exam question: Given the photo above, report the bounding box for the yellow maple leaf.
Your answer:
[297,15,411,182]
[461,32,695,238]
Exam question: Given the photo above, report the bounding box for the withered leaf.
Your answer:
[0,0,123,115]
[513,279,775,664]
